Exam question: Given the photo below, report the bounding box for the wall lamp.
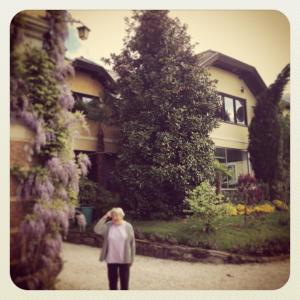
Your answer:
[64,14,90,40]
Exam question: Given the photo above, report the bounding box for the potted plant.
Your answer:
[78,177,120,225]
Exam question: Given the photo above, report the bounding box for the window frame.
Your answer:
[72,91,105,120]
[215,146,250,190]
[72,91,102,104]
[218,92,248,126]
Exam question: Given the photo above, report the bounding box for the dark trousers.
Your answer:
[107,263,130,290]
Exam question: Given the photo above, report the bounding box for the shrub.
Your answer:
[253,202,275,214]
[222,189,239,204]
[227,202,276,216]
[78,177,99,206]
[185,181,225,233]
[245,206,255,215]
[273,199,289,211]
[237,175,264,224]
[236,203,245,214]
[237,174,263,205]
[78,177,120,214]
[223,203,238,216]
[234,204,254,215]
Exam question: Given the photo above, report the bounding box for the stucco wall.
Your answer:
[66,71,104,98]
[69,65,258,152]
[66,71,119,153]
[208,66,257,150]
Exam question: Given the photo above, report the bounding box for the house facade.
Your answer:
[199,50,267,189]
[67,51,267,190]
[11,11,268,193]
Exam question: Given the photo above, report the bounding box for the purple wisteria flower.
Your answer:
[59,84,75,110]
[56,187,68,200]
[18,110,38,131]
[34,175,55,201]
[77,153,91,176]
[47,157,68,185]
[44,237,60,258]
[64,159,78,175]
[64,159,79,188]
[41,255,54,270]
[35,121,47,153]
[22,173,35,200]
[66,205,75,219]
[19,217,46,240]
[45,130,56,143]
[33,203,52,223]
[53,209,69,235]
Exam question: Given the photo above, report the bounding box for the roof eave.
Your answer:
[72,58,117,93]
[199,50,267,98]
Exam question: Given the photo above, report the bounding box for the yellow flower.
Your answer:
[272,200,289,211]
[236,204,246,215]
[224,203,238,216]
[253,203,275,214]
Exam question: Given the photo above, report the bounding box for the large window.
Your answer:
[72,92,104,120]
[217,93,247,126]
[215,147,249,189]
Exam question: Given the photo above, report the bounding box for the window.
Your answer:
[235,99,246,125]
[81,95,95,104]
[224,96,235,123]
[72,92,104,120]
[215,147,249,189]
[217,93,247,126]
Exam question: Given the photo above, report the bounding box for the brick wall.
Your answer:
[10,139,35,285]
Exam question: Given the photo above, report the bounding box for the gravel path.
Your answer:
[56,242,289,290]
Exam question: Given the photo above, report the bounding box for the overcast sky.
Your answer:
[66,10,290,87]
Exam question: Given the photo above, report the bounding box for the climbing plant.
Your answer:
[10,11,90,289]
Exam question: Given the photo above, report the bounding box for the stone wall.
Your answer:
[66,230,289,264]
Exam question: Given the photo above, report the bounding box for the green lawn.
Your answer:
[128,211,290,256]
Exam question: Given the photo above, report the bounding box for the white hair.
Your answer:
[111,207,125,217]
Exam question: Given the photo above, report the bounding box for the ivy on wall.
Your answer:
[10,11,90,289]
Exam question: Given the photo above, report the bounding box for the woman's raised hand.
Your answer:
[104,210,112,219]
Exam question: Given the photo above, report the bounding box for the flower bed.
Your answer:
[223,201,288,216]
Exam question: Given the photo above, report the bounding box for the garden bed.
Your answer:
[129,211,290,257]
[65,230,289,264]
[68,211,289,261]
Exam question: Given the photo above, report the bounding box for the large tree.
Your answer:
[106,10,220,218]
[248,64,290,201]
[280,109,290,202]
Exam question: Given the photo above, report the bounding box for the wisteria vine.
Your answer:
[11,10,90,289]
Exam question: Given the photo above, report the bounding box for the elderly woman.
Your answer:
[94,207,136,290]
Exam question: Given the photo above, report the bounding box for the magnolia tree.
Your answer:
[105,10,220,218]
